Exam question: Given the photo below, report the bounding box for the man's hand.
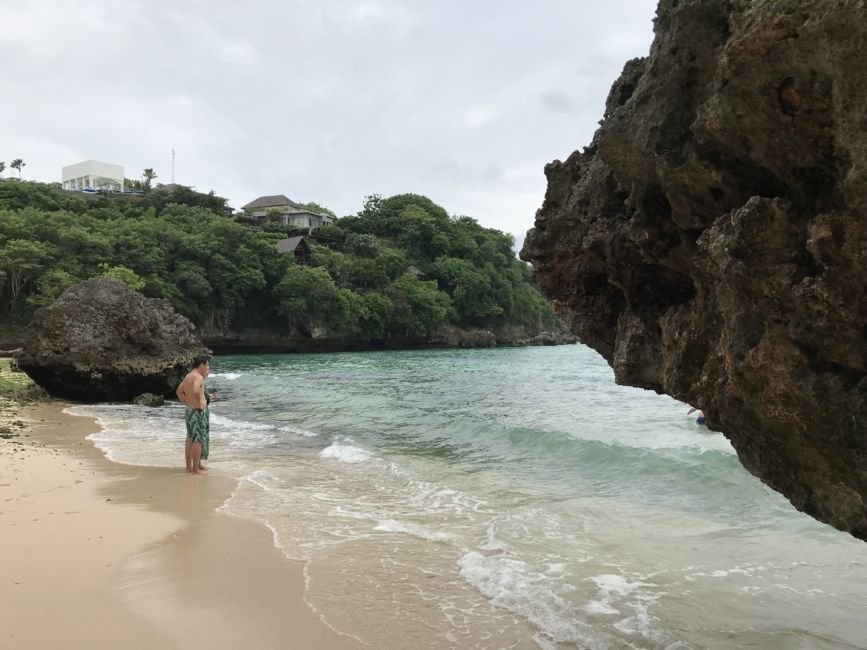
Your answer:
[209,392,217,402]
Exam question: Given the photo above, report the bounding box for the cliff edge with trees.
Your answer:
[0,181,569,352]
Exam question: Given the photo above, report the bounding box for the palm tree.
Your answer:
[10,159,24,179]
[142,168,157,191]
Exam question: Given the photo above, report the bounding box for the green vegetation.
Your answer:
[98,263,146,290]
[0,181,559,345]
[0,359,37,438]
[0,359,33,397]
[297,201,337,218]
[142,168,157,191]
[10,159,25,179]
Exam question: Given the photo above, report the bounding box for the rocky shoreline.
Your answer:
[200,325,576,355]
[12,276,576,403]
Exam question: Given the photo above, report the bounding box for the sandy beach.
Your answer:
[0,403,361,650]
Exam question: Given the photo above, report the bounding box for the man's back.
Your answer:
[178,370,205,410]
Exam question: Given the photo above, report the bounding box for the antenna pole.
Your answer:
[171,148,175,183]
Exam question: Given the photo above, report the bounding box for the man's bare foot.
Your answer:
[192,469,207,475]
[198,465,208,472]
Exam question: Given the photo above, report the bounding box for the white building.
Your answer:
[62,160,124,192]
[241,194,334,228]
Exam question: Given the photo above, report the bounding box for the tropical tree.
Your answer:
[274,265,350,334]
[10,159,24,179]
[0,239,53,308]
[385,275,452,339]
[297,201,337,218]
[28,269,78,307]
[142,168,157,191]
[98,263,146,291]
[0,161,5,177]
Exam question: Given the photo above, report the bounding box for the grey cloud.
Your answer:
[0,0,656,246]
[540,89,577,115]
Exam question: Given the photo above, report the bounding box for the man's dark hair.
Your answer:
[192,355,210,369]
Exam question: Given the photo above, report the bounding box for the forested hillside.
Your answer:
[0,181,563,349]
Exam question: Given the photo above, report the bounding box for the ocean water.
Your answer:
[67,346,867,649]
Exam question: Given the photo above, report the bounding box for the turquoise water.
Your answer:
[70,346,867,649]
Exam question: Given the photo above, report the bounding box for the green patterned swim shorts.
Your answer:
[185,408,210,460]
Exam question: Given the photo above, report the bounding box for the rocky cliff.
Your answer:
[200,325,576,354]
[19,278,209,402]
[521,0,866,539]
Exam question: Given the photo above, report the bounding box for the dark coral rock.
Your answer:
[19,278,209,402]
[522,0,867,540]
[132,393,166,407]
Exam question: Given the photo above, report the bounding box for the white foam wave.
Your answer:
[687,564,762,579]
[374,519,457,543]
[208,414,318,442]
[583,600,620,616]
[241,469,284,492]
[210,414,280,450]
[458,551,592,645]
[400,475,492,517]
[210,413,322,448]
[279,424,319,438]
[210,372,242,380]
[588,574,665,641]
[589,574,648,598]
[66,404,181,467]
[65,404,311,465]
[210,413,274,431]
[319,442,372,464]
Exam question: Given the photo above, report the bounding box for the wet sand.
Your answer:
[0,403,361,650]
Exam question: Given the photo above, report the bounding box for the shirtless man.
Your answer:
[176,356,215,474]
[687,406,706,426]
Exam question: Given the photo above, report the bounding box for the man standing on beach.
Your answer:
[176,356,215,474]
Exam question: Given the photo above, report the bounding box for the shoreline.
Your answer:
[2,329,577,356]
[0,402,361,649]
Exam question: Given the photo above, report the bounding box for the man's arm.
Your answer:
[176,381,187,407]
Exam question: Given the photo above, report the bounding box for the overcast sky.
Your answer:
[1,1,656,247]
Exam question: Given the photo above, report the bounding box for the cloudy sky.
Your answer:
[1,1,656,247]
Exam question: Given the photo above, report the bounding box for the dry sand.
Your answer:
[0,403,362,650]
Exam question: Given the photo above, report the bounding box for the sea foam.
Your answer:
[319,441,372,463]
[457,551,593,646]
[374,519,457,543]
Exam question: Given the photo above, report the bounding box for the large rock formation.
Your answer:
[19,278,209,402]
[522,0,867,539]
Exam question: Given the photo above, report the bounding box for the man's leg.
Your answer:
[200,412,209,470]
[185,437,193,473]
[190,442,205,475]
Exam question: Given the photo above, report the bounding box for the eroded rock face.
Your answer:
[133,393,166,407]
[19,278,208,402]
[521,0,867,539]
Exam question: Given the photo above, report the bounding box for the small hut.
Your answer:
[276,236,312,265]
[406,265,428,280]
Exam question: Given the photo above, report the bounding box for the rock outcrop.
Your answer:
[132,393,166,407]
[429,326,577,348]
[521,0,867,539]
[19,278,209,402]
